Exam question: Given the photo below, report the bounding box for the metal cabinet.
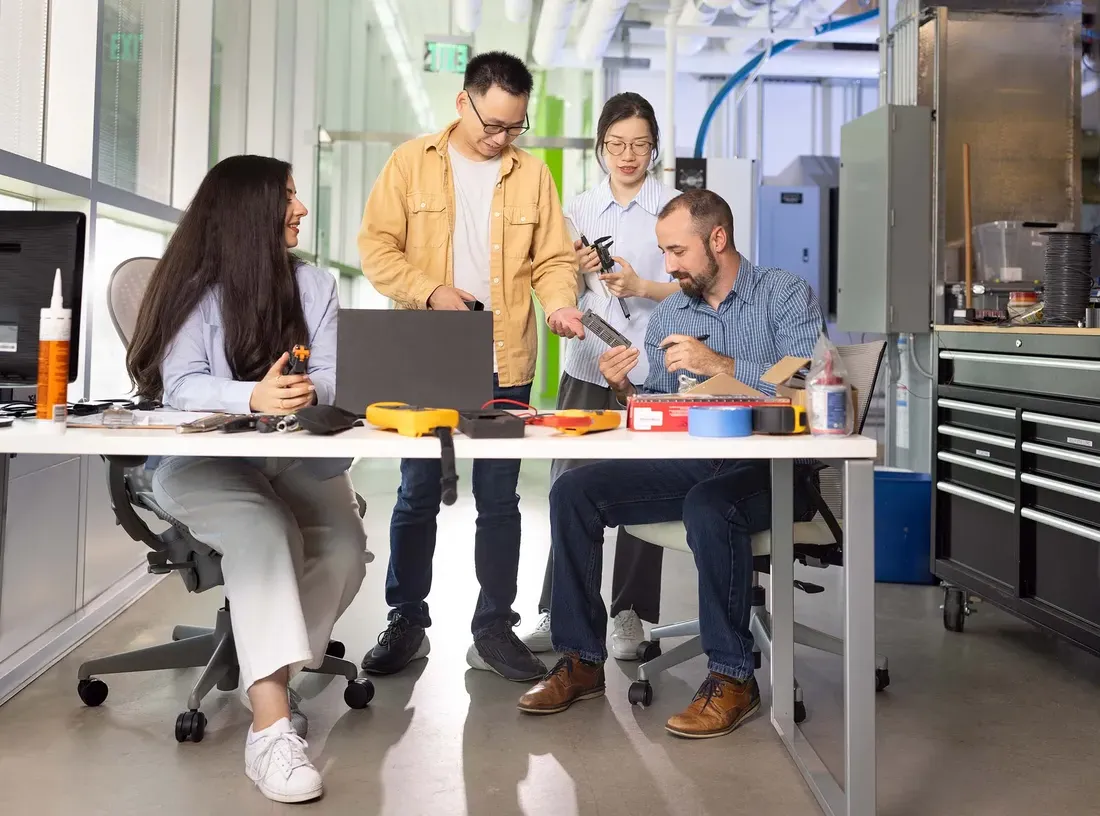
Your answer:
[934,329,1100,655]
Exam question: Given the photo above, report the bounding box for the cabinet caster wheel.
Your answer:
[77,678,108,707]
[326,640,346,659]
[794,701,807,724]
[174,710,206,743]
[344,677,374,709]
[636,641,662,662]
[875,668,890,692]
[628,681,653,707]
[943,587,968,632]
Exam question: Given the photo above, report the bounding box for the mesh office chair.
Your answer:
[75,257,374,743]
[623,341,889,722]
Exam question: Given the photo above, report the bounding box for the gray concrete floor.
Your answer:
[1,459,1099,815]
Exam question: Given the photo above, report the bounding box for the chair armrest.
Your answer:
[104,457,161,549]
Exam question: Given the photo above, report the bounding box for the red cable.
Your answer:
[482,398,538,418]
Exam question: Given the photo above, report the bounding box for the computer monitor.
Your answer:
[0,212,86,386]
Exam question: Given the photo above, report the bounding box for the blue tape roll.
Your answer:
[687,406,753,438]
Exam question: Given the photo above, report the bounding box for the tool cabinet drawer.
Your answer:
[1023,411,1100,456]
[1022,508,1100,626]
[936,481,1017,588]
[937,398,1017,438]
[938,424,1016,467]
[936,451,1015,500]
[1023,441,1100,490]
[940,350,1100,402]
[1021,472,1100,529]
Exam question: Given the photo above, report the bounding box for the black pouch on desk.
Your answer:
[296,405,361,435]
[458,409,526,438]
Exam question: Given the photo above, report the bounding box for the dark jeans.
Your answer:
[386,377,531,637]
[549,459,816,679]
[540,372,664,622]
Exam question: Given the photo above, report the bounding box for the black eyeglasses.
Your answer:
[466,93,530,137]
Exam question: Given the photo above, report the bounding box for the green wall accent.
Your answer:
[529,72,566,408]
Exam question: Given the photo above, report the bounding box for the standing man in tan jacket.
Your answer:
[357,51,584,682]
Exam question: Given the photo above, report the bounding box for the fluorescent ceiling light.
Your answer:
[370,0,436,133]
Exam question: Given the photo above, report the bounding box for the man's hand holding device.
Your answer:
[548,307,586,339]
[598,346,640,398]
[250,353,315,415]
[427,285,477,311]
[659,334,732,378]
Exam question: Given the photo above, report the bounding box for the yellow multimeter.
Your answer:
[366,402,460,437]
[552,409,622,436]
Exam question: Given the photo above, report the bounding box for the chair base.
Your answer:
[629,585,890,720]
[76,603,372,741]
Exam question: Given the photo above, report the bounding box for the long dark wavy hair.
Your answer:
[127,155,308,400]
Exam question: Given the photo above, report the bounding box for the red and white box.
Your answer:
[627,393,790,432]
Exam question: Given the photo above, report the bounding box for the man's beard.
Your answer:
[676,243,720,299]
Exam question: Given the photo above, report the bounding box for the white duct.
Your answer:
[575,0,631,64]
[531,0,577,67]
[725,0,800,21]
[555,42,880,79]
[453,0,481,33]
[677,1,723,57]
[504,0,533,24]
[725,0,849,55]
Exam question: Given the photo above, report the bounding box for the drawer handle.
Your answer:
[1021,507,1100,544]
[1021,441,1100,469]
[937,398,1015,419]
[936,481,1015,513]
[937,425,1016,450]
[937,451,1015,479]
[1020,472,1100,505]
[1021,411,1100,436]
[940,351,1100,372]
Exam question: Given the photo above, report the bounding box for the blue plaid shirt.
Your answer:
[642,256,823,395]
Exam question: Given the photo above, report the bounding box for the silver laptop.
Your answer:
[335,308,495,415]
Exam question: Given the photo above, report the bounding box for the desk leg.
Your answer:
[843,458,877,815]
[772,458,877,816]
[769,459,795,735]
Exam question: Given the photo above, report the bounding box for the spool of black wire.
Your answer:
[1042,231,1095,326]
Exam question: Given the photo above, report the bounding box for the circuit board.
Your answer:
[581,310,631,348]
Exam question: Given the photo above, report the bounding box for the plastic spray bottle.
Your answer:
[35,269,71,423]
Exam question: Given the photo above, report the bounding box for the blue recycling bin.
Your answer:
[873,469,935,584]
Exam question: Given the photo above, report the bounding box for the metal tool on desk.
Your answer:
[582,234,630,319]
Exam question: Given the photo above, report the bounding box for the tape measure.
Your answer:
[531,409,621,435]
[366,402,461,505]
[366,402,459,437]
[752,404,807,435]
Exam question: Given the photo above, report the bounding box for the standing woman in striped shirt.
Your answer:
[521,92,680,659]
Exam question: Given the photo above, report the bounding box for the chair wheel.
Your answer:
[794,701,807,724]
[943,587,967,632]
[326,640,346,659]
[174,710,206,743]
[628,681,653,707]
[875,668,890,692]
[636,641,662,662]
[344,677,374,709]
[77,678,108,707]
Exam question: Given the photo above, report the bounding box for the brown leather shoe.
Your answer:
[665,673,761,739]
[517,655,605,715]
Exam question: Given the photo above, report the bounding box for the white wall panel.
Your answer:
[173,0,214,207]
[44,0,97,175]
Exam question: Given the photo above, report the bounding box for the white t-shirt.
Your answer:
[448,145,501,370]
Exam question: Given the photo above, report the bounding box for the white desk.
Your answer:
[0,419,877,816]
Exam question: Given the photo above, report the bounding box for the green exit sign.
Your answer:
[424,40,471,74]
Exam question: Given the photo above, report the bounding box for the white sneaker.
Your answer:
[520,611,553,653]
[611,610,644,661]
[239,685,308,739]
[244,718,323,803]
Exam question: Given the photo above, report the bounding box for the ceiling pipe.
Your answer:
[725,0,849,54]
[576,0,632,64]
[452,0,481,33]
[503,0,533,24]
[531,0,578,67]
[676,0,730,57]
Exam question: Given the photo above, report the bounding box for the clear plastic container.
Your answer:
[972,221,1071,283]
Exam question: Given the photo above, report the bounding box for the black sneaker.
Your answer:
[466,624,547,682]
[361,615,430,675]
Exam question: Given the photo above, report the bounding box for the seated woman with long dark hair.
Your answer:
[127,155,369,804]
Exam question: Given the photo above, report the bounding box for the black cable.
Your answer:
[1041,231,1095,326]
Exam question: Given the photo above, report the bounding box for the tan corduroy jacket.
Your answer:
[357,121,578,387]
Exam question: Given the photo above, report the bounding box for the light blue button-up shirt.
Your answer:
[642,256,824,396]
[155,262,350,479]
[564,174,680,386]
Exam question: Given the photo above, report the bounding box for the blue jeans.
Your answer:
[386,377,532,637]
[548,459,816,680]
